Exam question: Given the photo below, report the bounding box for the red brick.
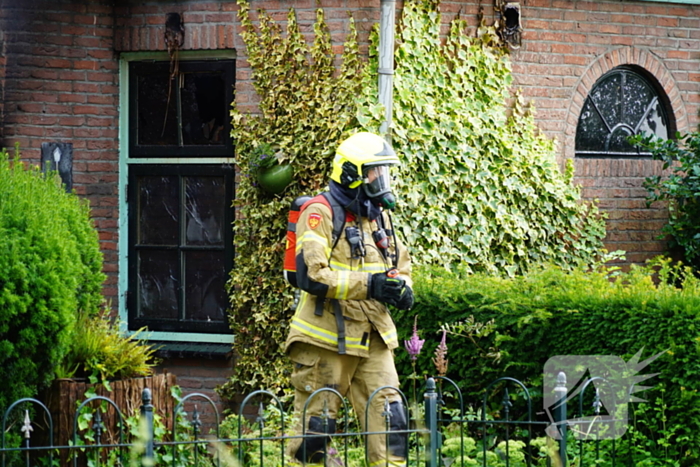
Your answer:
[73,60,99,70]
[44,58,73,68]
[57,116,87,126]
[73,104,113,116]
[600,24,621,34]
[30,115,59,125]
[205,12,235,22]
[102,262,118,273]
[74,82,101,93]
[657,16,680,28]
[44,104,73,114]
[87,139,115,150]
[62,25,89,36]
[15,102,44,113]
[86,94,117,105]
[99,231,116,241]
[22,126,45,137]
[100,84,119,95]
[668,50,691,60]
[74,36,102,48]
[86,71,116,82]
[86,161,118,172]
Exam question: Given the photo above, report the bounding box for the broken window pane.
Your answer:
[138,250,179,320]
[609,126,635,152]
[137,67,178,146]
[138,175,179,245]
[576,100,608,152]
[131,61,233,151]
[181,72,227,146]
[185,176,225,246]
[129,164,233,334]
[638,99,667,139]
[185,251,227,323]
[624,74,654,129]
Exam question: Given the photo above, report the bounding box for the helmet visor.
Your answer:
[362,165,391,198]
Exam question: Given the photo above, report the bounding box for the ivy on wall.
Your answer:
[355,0,607,276]
[222,0,607,397]
[221,0,367,397]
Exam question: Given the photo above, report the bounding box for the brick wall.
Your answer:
[0,0,121,298]
[573,158,670,264]
[500,0,700,267]
[154,358,235,432]
[113,0,381,115]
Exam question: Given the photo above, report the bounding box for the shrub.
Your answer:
[634,132,700,268]
[394,258,700,465]
[0,147,105,409]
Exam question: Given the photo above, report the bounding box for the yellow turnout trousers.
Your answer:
[287,332,407,467]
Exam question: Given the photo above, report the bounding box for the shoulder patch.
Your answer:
[307,212,322,230]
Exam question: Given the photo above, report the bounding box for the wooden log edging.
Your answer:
[40,373,177,453]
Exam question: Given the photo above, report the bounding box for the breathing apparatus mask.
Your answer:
[362,164,396,211]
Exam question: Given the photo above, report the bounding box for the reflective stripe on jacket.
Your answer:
[284,200,412,358]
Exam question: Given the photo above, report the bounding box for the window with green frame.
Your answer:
[126,59,235,336]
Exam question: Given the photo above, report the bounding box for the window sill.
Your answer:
[152,341,232,360]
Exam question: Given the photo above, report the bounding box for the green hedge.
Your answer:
[0,148,105,410]
[394,259,700,465]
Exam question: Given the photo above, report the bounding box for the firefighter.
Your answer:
[285,132,413,466]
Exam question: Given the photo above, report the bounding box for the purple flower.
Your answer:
[433,329,448,376]
[327,447,344,466]
[404,316,425,361]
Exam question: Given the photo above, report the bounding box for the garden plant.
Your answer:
[0,146,105,411]
[634,132,700,270]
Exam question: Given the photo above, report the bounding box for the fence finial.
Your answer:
[21,410,33,440]
[140,387,155,462]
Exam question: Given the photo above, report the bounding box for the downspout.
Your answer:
[378,0,395,141]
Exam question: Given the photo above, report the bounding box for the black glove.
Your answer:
[394,285,414,310]
[369,272,404,305]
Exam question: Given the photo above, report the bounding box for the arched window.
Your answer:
[575,66,673,158]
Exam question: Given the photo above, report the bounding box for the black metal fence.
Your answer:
[1,373,631,467]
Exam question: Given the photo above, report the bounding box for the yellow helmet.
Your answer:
[330,132,400,189]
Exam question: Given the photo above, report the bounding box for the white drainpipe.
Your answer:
[378,0,396,141]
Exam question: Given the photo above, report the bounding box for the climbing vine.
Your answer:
[221,0,367,397]
[355,0,606,276]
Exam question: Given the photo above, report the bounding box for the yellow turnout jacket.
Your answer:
[285,198,412,358]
